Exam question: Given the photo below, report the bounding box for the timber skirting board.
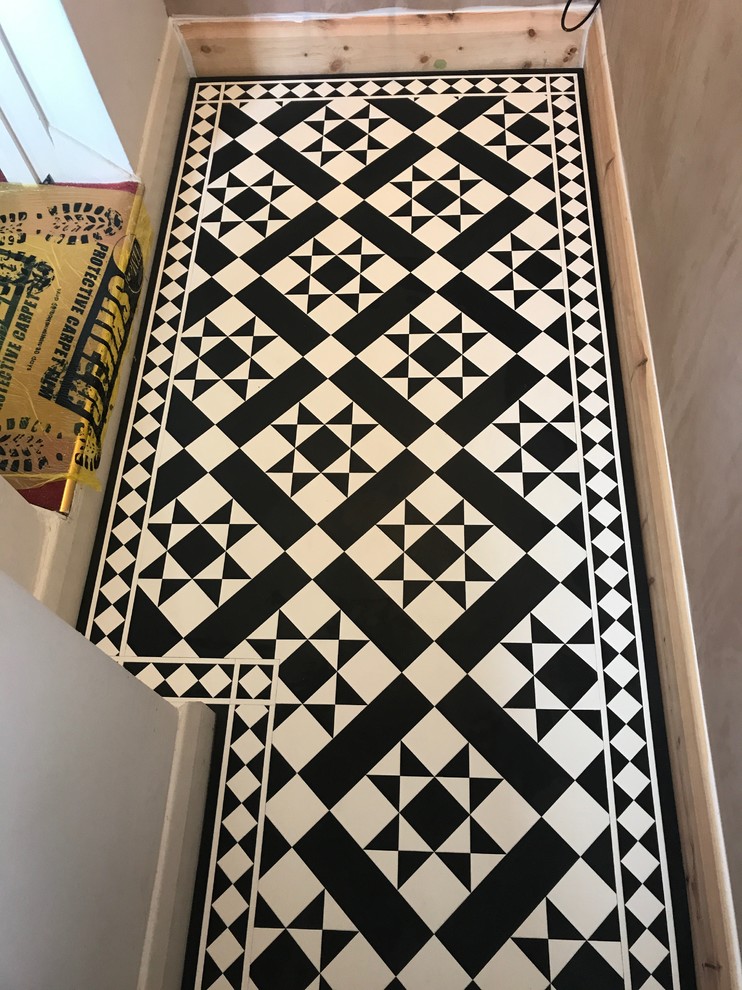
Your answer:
[585,15,742,990]
[175,8,588,76]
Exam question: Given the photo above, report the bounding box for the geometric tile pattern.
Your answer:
[198,703,270,990]
[549,76,686,990]
[80,72,694,990]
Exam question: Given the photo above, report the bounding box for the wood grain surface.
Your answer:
[178,9,586,76]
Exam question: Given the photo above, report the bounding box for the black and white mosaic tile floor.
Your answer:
[80,72,695,990]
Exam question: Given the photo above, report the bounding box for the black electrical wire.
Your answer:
[561,0,602,32]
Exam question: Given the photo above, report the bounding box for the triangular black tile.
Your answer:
[398,850,431,885]
[400,743,432,777]
[321,930,356,970]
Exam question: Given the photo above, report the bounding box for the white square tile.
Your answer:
[286,527,343,578]
[322,934,393,990]
[404,644,465,705]
[408,425,460,471]
[399,863,469,936]
[207,928,243,970]
[630,929,668,972]
[306,336,354,377]
[414,254,460,291]
[470,644,531,706]
[271,705,332,772]
[217,843,252,884]
[475,940,550,990]
[332,777,397,847]
[540,712,604,779]
[466,526,524,581]
[529,527,585,581]
[403,708,467,776]
[340,642,398,703]
[267,775,327,844]
[548,859,617,939]
[258,848,324,927]
[532,584,592,642]
[472,780,538,853]
[405,582,464,639]
[320,184,363,218]
[543,782,610,854]
[293,473,346,521]
[347,527,400,579]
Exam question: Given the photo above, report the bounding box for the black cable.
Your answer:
[561,0,602,32]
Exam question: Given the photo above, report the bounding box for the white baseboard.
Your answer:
[138,702,215,990]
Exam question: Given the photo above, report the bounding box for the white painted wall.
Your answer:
[0,571,179,990]
[1,1,133,181]
[60,0,170,168]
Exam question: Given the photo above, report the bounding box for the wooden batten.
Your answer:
[584,15,741,990]
[176,8,587,77]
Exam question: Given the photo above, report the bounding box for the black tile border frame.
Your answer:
[75,69,697,989]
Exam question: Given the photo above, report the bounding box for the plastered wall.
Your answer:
[61,0,169,166]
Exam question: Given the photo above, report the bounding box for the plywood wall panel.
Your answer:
[179,9,585,76]
[600,0,742,946]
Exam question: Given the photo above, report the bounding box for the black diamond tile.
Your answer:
[509,113,550,144]
[312,255,357,292]
[297,425,348,471]
[228,186,268,219]
[552,943,624,989]
[406,527,461,580]
[280,641,335,701]
[169,527,223,574]
[523,423,575,472]
[413,335,459,376]
[515,251,561,288]
[401,779,468,849]
[326,120,366,149]
[538,645,597,708]
[202,337,247,377]
[415,181,458,213]
[249,930,317,990]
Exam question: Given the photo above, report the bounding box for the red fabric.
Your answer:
[17,479,67,512]
[58,180,140,193]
